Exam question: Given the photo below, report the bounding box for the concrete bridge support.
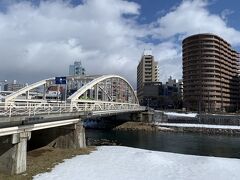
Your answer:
[49,122,86,149]
[130,111,154,122]
[141,111,154,122]
[0,121,86,175]
[113,111,154,123]
[28,122,86,150]
[0,132,31,175]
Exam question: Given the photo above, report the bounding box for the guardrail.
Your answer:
[0,101,145,117]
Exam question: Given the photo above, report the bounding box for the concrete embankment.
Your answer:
[114,121,240,136]
[158,124,240,136]
[152,110,240,135]
[154,110,240,126]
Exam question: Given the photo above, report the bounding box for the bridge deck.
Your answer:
[0,101,145,129]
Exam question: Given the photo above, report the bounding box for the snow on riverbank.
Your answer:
[164,112,197,117]
[34,146,240,180]
[157,123,240,130]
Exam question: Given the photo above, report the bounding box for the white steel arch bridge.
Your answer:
[0,74,147,176]
[0,75,144,118]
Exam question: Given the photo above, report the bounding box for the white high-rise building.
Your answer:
[137,51,159,103]
[69,61,85,76]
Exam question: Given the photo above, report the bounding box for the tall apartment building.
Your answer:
[137,51,159,103]
[69,61,85,76]
[183,33,240,112]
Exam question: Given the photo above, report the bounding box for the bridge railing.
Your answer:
[0,101,145,117]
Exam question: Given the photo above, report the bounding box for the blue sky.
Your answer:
[135,0,240,32]
[0,0,239,87]
[71,0,240,45]
[70,0,240,37]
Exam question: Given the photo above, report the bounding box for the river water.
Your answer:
[86,129,240,158]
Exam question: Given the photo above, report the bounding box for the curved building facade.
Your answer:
[182,33,240,112]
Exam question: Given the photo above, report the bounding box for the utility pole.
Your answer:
[65,79,68,102]
[147,98,150,110]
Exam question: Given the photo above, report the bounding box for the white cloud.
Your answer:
[153,42,182,81]
[146,0,240,82]
[0,0,144,86]
[152,0,240,45]
[0,0,239,88]
[221,9,234,22]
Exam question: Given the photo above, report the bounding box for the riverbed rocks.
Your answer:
[87,138,119,146]
[114,122,157,131]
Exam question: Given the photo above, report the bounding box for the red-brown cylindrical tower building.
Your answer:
[183,33,239,112]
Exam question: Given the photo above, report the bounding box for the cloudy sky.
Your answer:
[0,0,240,88]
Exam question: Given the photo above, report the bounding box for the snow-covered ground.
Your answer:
[157,123,240,130]
[164,112,197,117]
[34,146,240,180]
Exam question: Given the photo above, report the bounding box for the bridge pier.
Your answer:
[28,122,86,150]
[130,111,154,122]
[0,121,86,175]
[141,111,154,122]
[113,111,154,123]
[49,122,86,149]
[0,132,31,175]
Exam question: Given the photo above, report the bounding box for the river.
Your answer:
[86,129,240,158]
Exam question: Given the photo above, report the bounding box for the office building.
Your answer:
[141,82,163,109]
[4,80,25,92]
[140,77,183,109]
[183,33,240,112]
[165,76,183,98]
[69,61,85,76]
[0,80,7,91]
[161,77,183,109]
[137,51,159,103]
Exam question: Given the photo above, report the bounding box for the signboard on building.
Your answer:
[55,77,67,84]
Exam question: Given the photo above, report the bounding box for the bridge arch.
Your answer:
[4,78,54,103]
[0,74,143,117]
[67,74,139,105]
[3,74,139,105]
